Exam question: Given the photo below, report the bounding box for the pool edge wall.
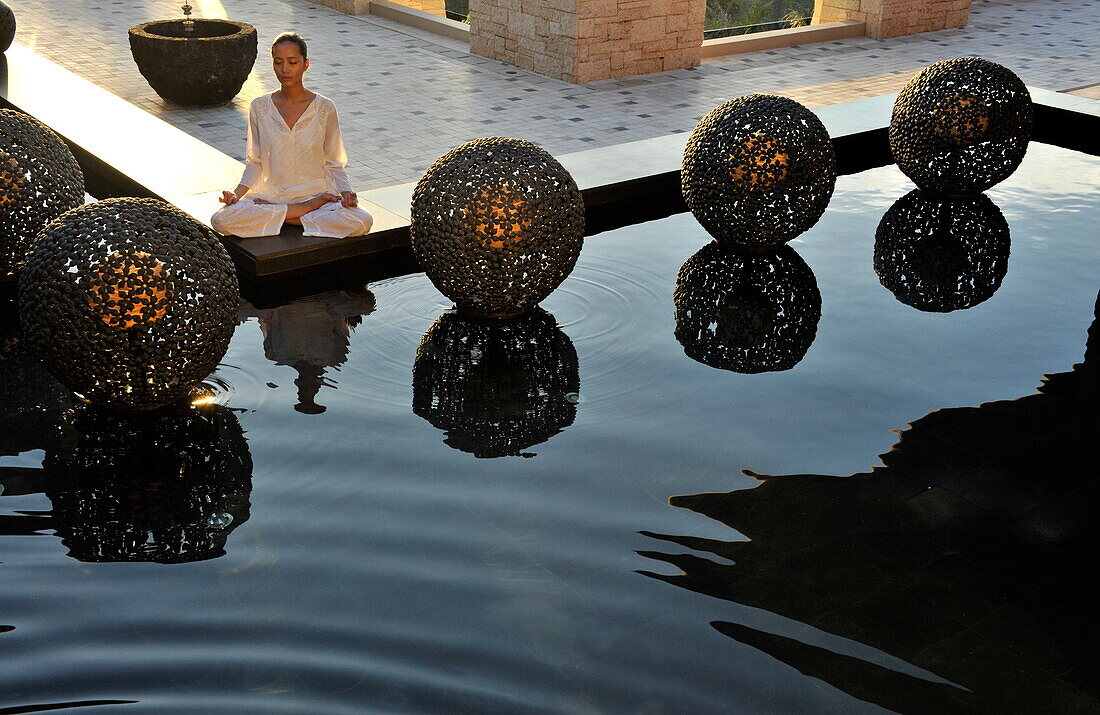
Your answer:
[2,43,1098,294]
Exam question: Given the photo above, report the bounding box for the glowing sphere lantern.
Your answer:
[0,109,85,281]
[890,58,1032,197]
[674,242,821,373]
[17,198,239,412]
[681,95,836,249]
[411,137,585,319]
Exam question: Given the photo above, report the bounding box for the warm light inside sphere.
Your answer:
[935,93,990,144]
[467,186,532,248]
[0,153,25,215]
[729,133,789,191]
[85,251,173,330]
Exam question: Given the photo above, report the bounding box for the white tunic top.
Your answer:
[239,93,353,203]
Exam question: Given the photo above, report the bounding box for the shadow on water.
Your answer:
[874,190,1011,313]
[0,300,253,564]
[412,307,579,458]
[640,289,1100,712]
[674,242,821,373]
[239,288,376,415]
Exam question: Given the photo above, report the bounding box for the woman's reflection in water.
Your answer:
[639,291,1100,712]
[412,308,579,458]
[875,189,1011,312]
[239,288,376,414]
[674,242,821,373]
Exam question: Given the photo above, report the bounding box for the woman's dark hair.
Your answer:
[271,32,307,59]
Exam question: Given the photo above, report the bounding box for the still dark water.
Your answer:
[2,143,1099,713]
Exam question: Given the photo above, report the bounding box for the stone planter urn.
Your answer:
[0,0,16,54]
[128,5,256,107]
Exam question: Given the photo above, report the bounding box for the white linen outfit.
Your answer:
[211,93,373,238]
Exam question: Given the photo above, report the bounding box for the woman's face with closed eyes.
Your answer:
[272,40,309,87]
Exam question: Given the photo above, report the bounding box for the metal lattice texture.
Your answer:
[18,198,240,412]
[0,109,85,281]
[44,403,252,563]
[874,189,1011,313]
[0,298,72,455]
[674,241,821,374]
[682,95,836,249]
[890,57,1032,197]
[411,137,585,319]
[0,1,15,53]
[412,308,579,458]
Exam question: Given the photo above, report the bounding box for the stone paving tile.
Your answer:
[7,0,1100,195]
[1068,84,1100,100]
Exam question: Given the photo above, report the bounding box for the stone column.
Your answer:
[470,0,705,84]
[812,0,972,40]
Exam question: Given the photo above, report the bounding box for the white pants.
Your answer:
[211,197,374,239]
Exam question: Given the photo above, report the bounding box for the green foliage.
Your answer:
[705,0,814,36]
[448,0,811,35]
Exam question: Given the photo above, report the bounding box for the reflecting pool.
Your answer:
[1,142,1098,712]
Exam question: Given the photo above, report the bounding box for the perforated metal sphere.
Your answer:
[875,189,1010,312]
[17,197,239,411]
[890,58,1032,196]
[0,109,85,281]
[45,402,252,564]
[411,137,585,319]
[682,95,836,249]
[412,308,579,458]
[674,241,821,373]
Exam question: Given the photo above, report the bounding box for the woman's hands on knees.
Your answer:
[219,185,251,205]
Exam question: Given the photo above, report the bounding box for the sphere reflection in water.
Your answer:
[874,190,1011,313]
[674,242,821,373]
[44,400,252,564]
[0,299,72,455]
[412,308,579,458]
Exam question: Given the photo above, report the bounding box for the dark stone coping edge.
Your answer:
[2,43,1099,287]
[129,19,256,41]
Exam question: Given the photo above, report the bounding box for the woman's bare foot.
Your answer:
[284,193,340,224]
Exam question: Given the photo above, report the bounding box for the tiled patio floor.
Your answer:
[8,0,1099,192]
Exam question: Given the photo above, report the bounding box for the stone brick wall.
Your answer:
[470,0,703,83]
[812,0,971,39]
[470,0,578,81]
[574,0,704,82]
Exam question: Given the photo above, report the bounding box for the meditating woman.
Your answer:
[211,32,373,239]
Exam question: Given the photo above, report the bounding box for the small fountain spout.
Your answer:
[181,3,194,33]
